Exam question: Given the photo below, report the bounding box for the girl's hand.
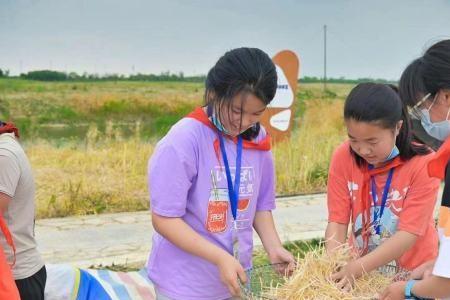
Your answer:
[410,259,435,280]
[267,246,296,275]
[331,260,363,292]
[378,281,406,300]
[216,253,247,297]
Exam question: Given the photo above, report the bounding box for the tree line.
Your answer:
[0,68,394,84]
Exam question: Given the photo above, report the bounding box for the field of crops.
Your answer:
[0,79,352,218]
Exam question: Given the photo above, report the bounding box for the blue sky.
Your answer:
[0,0,449,79]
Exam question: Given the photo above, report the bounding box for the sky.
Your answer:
[0,0,449,80]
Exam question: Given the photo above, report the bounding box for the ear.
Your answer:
[441,89,450,106]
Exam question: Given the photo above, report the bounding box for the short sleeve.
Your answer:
[327,143,352,224]
[0,151,20,197]
[397,157,440,236]
[256,151,275,211]
[148,131,198,218]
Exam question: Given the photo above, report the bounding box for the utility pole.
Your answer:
[324,24,327,91]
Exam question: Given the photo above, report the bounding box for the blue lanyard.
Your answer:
[218,134,243,221]
[370,168,394,235]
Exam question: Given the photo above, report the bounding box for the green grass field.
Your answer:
[0,79,203,143]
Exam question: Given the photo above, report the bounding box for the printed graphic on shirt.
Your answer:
[348,181,359,202]
[206,188,229,233]
[352,187,406,252]
[211,166,255,211]
[206,166,255,233]
[354,207,399,252]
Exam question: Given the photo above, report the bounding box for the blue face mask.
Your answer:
[384,144,400,162]
[414,93,450,141]
[420,108,450,141]
[208,106,257,137]
[210,114,229,134]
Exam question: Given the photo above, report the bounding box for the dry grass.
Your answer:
[248,245,393,300]
[273,98,346,194]
[28,137,153,218]
[273,246,392,300]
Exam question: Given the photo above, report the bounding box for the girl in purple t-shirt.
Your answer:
[147,47,294,300]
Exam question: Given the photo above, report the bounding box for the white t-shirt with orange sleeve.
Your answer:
[0,133,44,279]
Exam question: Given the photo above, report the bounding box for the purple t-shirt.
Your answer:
[146,117,276,300]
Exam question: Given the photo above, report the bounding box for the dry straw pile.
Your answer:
[250,246,395,300]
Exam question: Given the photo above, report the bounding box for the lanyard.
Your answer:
[370,167,394,235]
[218,134,243,221]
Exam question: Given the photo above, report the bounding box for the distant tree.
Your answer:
[68,72,80,80]
[298,76,395,84]
[23,70,68,81]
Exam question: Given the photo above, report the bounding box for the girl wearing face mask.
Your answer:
[380,39,450,300]
[325,83,440,292]
[146,47,294,300]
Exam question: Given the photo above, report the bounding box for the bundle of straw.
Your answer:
[261,246,394,300]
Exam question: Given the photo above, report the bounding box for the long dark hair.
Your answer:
[399,39,450,109]
[204,47,277,140]
[344,83,430,167]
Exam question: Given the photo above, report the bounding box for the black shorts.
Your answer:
[15,265,46,300]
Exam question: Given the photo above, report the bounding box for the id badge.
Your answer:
[371,232,381,246]
[232,220,240,261]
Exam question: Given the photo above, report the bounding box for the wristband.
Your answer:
[405,279,417,298]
